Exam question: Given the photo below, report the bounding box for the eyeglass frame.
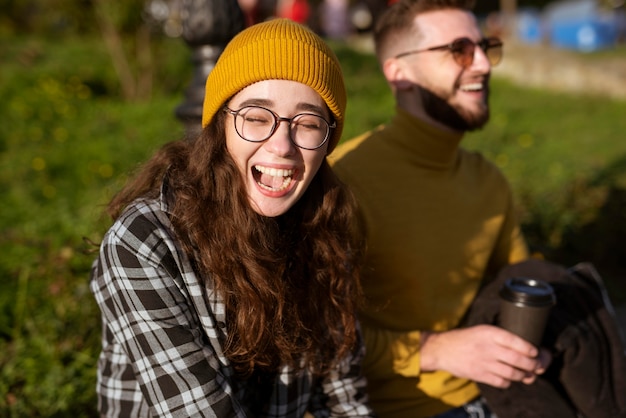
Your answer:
[394,36,503,68]
[223,105,336,150]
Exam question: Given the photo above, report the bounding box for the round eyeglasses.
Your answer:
[224,105,336,150]
[395,37,503,68]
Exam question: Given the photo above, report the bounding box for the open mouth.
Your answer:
[253,165,294,192]
[460,82,484,92]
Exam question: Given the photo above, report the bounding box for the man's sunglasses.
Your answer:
[395,37,503,68]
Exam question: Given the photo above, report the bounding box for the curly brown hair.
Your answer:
[107,110,366,378]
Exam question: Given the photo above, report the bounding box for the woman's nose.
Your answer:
[264,120,297,156]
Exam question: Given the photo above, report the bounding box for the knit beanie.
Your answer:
[201,18,347,153]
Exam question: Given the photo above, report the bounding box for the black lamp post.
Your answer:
[175,0,245,137]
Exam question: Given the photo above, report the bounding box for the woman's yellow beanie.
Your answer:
[201,18,347,153]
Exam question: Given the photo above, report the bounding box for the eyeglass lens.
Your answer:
[451,38,502,68]
[232,106,331,150]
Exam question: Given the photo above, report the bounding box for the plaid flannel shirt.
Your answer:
[90,192,375,417]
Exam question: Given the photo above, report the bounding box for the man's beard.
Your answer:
[418,84,490,132]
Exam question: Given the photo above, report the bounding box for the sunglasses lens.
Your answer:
[485,40,503,66]
[451,38,475,68]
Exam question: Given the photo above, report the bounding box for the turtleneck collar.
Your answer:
[385,107,464,170]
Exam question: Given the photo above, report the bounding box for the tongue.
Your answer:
[260,173,285,189]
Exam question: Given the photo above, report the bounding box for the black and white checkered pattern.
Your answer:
[90,194,374,417]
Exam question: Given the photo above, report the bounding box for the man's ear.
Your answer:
[382,58,413,90]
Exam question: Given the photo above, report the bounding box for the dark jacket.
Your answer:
[463,258,626,418]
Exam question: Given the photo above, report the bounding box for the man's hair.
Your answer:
[373,0,476,60]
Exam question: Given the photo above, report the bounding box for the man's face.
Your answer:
[395,10,493,131]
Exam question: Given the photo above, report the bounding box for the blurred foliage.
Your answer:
[2,0,604,37]
[1,0,173,100]
[0,33,185,416]
[333,43,395,139]
[2,29,626,416]
[0,0,148,36]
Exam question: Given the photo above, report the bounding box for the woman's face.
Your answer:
[225,79,330,217]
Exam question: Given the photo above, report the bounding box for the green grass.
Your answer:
[1,34,626,415]
[1,34,185,416]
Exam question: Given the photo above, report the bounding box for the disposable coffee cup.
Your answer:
[498,277,556,347]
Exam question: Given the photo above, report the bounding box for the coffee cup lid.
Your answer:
[499,277,556,307]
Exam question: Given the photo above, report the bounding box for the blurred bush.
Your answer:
[0,33,185,416]
[0,0,144,36]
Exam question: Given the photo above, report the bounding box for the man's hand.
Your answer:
[420,325,552,388]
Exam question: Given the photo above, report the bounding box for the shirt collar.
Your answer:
[159,173,173,214]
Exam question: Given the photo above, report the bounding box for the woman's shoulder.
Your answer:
[105,198,175,253]
[96,196,199,288]
[118,196,165,222]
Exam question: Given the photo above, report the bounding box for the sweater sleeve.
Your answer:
[360,322,423,379]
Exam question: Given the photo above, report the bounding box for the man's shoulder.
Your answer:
[458,148,510,185]
[330,134,370,162]
[329,126,387,165]
[459,147,503,170]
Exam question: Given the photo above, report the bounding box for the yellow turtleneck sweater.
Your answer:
[330,109,529,418]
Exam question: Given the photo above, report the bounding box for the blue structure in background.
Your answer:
[549,16,620,51]
[517,9,544,44]
[515,0,623,52]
